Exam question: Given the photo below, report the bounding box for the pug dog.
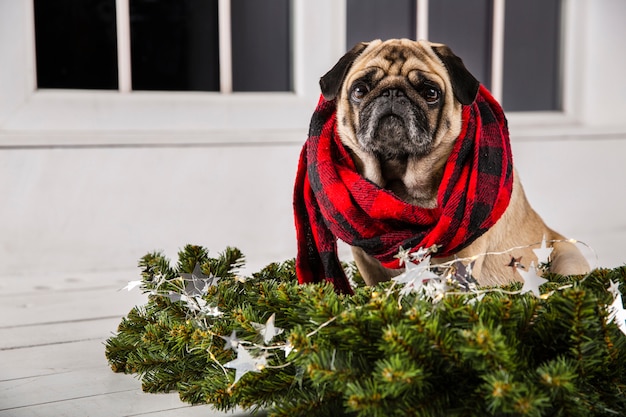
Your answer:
[319,39,590,286]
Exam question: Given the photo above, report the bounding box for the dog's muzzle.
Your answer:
[357,88,432,159]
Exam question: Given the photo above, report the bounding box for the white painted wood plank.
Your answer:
[0,317,120,350]
[0,286,148,327]
[0,369,255,417]
[128,405,262,417]
[0,385,250,417]
[0,367,139,410]
[1,339,109,380]
[0,391,253,417]
[0,269,137,296]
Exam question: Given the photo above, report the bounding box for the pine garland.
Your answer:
[106,245,626,416]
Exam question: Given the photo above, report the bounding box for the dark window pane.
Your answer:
[129,0,220,91]
[347,0,415,48]
[231,0,291,92]
[502,0,562,111]
[34,0,118,90]
[428,0,493,89]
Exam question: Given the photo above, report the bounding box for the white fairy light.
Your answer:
[517,262,548,298]
[224,345,267,384]
[251,313,284,345]
[532,235,553,266]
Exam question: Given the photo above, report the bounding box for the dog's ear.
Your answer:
[320,42,369,101]
[432,44,480,105]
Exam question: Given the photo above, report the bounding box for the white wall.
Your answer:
[1,0,625,278]
[0,142,304,276]
[512,136,626,270]
[579,0,626,126]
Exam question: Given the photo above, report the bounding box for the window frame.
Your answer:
[418,0,581,128]
[0,0,583,147]
[0,0,347,146]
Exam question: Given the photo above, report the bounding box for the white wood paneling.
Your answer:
[0,144,303,277]
[1,339,107,380]
[1,286,146,327]
[0,317,122,350]
[0,390,248,417]
[0,268,260,416]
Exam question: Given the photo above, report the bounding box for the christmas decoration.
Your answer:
[517,262,548,298]
[181,262,219,296]
[251,313,284,344]
[607,280,626,336]
[220,330,241,351]
[121,279,142,292]
[106,244,626,417]
[224,345,268,384]
[532,236,553,266]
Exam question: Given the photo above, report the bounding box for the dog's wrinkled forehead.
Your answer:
[346,40,447,85]
[321,39,479,106]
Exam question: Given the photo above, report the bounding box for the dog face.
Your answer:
[320,39,480,206]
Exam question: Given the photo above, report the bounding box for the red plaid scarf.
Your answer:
[293,85,513,294]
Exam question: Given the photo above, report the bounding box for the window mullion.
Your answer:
[416,0,428,40]
[490,0,505,102]
[115,0,132,92]
[218,0,233,93]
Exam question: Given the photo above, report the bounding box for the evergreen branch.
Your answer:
[106,246,626,416]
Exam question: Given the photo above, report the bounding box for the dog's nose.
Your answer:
[382,89,405,98]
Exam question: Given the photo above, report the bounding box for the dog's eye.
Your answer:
[419,84,441,104]
[420,86,440,103]
[351,84,369,102]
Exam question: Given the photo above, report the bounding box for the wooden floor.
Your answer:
[1,236,623,416]
[0,269,257,416]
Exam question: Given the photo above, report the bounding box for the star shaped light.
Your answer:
[607,284,626,336]
[220,330,241,351]
[517,262,548,298]
[507,256,524,269]
[224,345,267,384]
[449,260,477,291]
[183,296,222,317]
[392,255,440,296]
[394,246,435,266]
[180,263,219,297]
[533,236,554,266]
[423,276,449,303]
[281,340,295,357]
[608,280,621,297]
[203,305,223,317]
[121,280,142,292]
[251,313,284,344]
[467,292,486,306]
[409,246,433,262]
[185,295,207,311]
[394,246,412,266]
[608,297,626,334]
[167,292,185,303]
[165,292,221,317]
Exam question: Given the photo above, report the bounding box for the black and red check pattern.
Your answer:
[293,85,513,294]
